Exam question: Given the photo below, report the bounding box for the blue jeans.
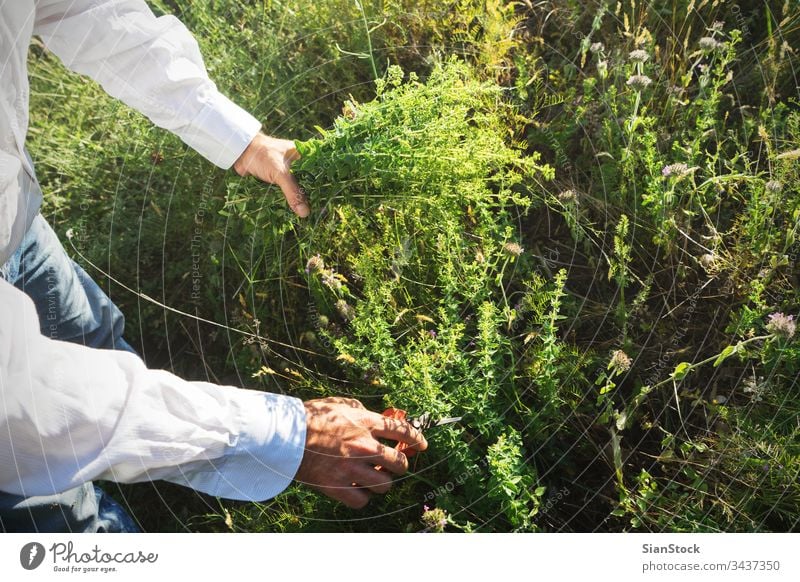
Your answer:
[0,214,140,532]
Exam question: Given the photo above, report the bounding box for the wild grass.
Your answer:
[26,0,799,532]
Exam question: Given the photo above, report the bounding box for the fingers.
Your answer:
[307,396,365,410]
[369,415,428,452]
[341,488,371,509]
[324,396,366,408]
[351,463,393,494]
[372,443,408,475]
[284,143,301,164]
[310,463,387,508]
[317,483,371,509]
[296,398,427,509]
[275,171,310,218]
[274,139,307,217]
[236,134,309,218]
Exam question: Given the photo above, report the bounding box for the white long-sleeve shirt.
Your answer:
[0,0,307,501]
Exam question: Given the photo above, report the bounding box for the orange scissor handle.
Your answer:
[381,407,422,459]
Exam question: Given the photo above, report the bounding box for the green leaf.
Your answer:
[713,344,738,367]
[615,410,628,431]
[599,382,616,395]
[672,362,691,381]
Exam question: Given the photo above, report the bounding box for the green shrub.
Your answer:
[285,60,557,531]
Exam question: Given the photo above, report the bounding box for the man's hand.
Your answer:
[233,133,309,217]
[295,397,428,509]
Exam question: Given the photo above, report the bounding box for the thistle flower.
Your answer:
[742,377,766,402]
[421,506,449,532]
[299,330,317,345]
[503,242,524,257]
[711,21,725,33]
[305,254,325,274]
[558,189,577,202]
[609,349,632,373]
[766,312,796,339]
[626,74,652,91]
[596,59,608,79]
[322,270,343,291]
[661,162,690,178]
[698,252,717,271]
[590,42,604,53]
[628,49,650,63]
[341,100,358,120]
[765,180,782,194]
[335,299,356,322]
[698,36,720,54]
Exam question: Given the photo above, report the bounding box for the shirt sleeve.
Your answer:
[32,0,262,169]
[0,278,307,501]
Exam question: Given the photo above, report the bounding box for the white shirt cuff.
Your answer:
[166,390,307,501]
[187,91,262,169]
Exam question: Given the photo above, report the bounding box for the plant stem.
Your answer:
[650,334,772,393]
[355,0,379,81]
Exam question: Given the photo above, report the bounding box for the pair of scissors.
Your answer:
[381,407,462,458]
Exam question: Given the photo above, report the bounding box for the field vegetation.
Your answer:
[28,0,799,531]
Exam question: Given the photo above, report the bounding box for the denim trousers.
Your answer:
[0,214,140,532]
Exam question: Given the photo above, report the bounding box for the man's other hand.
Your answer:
[294,397,428,509]
[233,133,309,217]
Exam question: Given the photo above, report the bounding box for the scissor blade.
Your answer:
[433,416,462,427]
[408,414,462,430]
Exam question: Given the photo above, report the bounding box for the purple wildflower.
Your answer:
[766,312,796,339]
[661,162,690,178]
[626,74,652,91]
[628,49,649,63]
